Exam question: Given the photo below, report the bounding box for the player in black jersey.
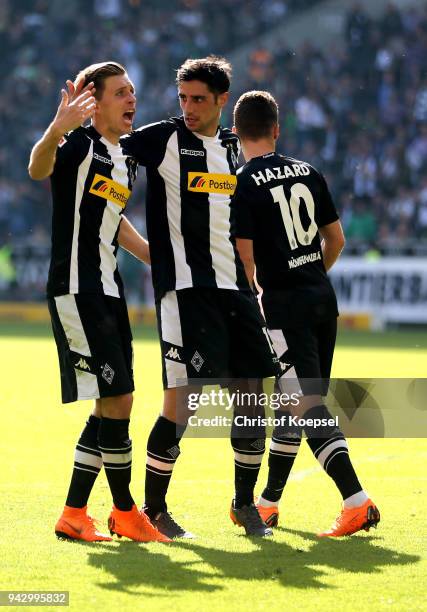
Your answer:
[121,57,278,537]
[28,62,168,543]
[233,91,380,537]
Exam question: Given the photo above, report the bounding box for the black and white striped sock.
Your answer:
[144,416,185,518]
[304,404,363,500]
[231,435,266,508]
[260,412,302,505]
[98,417,134,511]
[65,414,102,508]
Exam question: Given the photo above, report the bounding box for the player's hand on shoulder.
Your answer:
[51,82,96,137]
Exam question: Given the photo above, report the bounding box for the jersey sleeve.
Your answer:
[233,177,257,240]
[316,172,339,228]
[52,128,89,172]
[120,121,174,167]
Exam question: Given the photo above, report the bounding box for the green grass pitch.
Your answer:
[0,324,426,611]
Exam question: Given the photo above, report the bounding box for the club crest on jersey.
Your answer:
[188,172,236,195]
[89,173,130,208]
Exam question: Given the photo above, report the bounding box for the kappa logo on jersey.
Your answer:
[180,148,205,156]
[165,347,181,361]
[188,172,237,195]
[75,357,91,371]
[89,173,131,208]
[93,152,113,166]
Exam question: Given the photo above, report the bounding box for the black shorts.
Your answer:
[48,294,134,403]
[155,288,279,389]
[269,318,337,396]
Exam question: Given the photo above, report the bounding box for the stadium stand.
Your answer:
[1,0,427,302]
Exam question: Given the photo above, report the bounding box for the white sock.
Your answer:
[257,495,278,508]
[344,490,369,508]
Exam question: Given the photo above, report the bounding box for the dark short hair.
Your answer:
[234,90,279,140]
[75,61,126,100]
[176,55,232,94]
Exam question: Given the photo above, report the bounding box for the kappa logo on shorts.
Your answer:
[102,363,115,384]
[191,351,204,372]
[280,361,291,372]
[165,347,182,361]
[75,357,91,371]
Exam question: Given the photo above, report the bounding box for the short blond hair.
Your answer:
[75,62,126,100]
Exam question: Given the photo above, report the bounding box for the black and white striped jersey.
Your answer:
[47,125,138,298]
[121,116,249,300]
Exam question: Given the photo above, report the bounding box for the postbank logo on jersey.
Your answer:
[188,172,237,195]
[89,173,130,208]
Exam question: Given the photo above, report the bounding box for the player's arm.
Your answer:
[319,220,345,271]
[118,216,150,265]
[120,121,174,167]
[236,238,255,287]
[28,80,96,180]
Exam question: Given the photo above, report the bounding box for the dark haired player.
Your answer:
[29,62,169,543]
[233,90,380,537]
[121,57,278,538]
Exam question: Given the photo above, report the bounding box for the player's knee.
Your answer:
[303,403,342,439]
[101,393,133,419]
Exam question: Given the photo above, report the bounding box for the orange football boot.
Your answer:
[318,499,380,537]
[55,505,112,542]
[108,505,171,542]
[255,498,280,528]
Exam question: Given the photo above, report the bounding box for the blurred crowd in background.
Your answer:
[1,0,427,300]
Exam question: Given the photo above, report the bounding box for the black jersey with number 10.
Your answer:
[234,152,339,327]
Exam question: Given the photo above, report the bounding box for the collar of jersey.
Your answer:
[86,124,121,148]
[86,125,102,141]
[192,128,220,142]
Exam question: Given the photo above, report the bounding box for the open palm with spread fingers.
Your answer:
[52,85,96,135]
[66,76,95,102]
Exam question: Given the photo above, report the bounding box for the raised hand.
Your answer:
[66,77,96,103]
[52,87,96,135]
